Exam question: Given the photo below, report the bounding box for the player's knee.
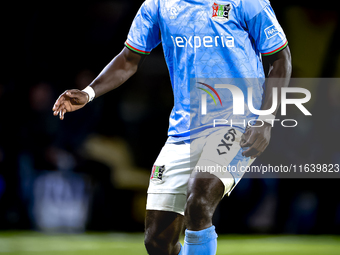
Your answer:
[186,193,214,217]
[144,236,160,255]
[144,233,177,255]
[185,193,214,229]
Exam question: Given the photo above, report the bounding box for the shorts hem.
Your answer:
[147,190,187,195]
[146,193,187,216]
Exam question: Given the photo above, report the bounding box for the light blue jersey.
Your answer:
[125,0,287,141]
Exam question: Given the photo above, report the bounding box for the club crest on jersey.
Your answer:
[212,2,231,22]
[151,165,165,182]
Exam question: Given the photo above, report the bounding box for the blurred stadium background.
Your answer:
[0,0,340,254]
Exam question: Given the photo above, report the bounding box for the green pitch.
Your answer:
[0,232,339,255]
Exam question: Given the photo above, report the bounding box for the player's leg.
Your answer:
[145,141,195,255]
[183,127,250,255]
[183,171,227,255]
[185,171,224,230]
[144,209,184,255]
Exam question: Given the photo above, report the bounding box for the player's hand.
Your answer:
[52,89,89,120]
[240,121,272,159]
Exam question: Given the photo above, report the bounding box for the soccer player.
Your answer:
[52,0,291,254]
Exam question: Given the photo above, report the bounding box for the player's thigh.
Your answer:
[195,127,253,196]
[148,141,194,195]
[144,141,190,251]
[186,170,225,218]
[147,141,200,215]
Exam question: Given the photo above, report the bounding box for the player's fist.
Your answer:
[52,89,89,120]
[240,122,272,159]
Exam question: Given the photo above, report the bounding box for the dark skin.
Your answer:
[241,46,292,158]
[184,48,292,237]
[53,46,291,255]
[52,47,144,119]
[52,46,291,157]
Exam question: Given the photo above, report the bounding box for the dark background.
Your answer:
[0,0,339,234]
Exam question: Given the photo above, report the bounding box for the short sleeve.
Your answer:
[244,1,288,56]
[125,0,161,55]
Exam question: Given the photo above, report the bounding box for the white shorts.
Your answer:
[146,127,255,215]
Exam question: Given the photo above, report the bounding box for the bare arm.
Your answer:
[89,47,144,97]
[261,46,292,114]
[241,46,292,158]
[52,47,143,120]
